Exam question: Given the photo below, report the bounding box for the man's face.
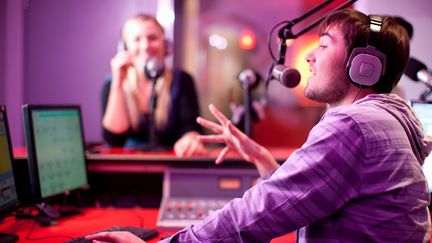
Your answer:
[305,25,351,106]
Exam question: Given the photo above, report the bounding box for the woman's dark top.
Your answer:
[101,69,201,149]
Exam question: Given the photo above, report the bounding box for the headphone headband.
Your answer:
[367,15,383,47]
[346,14,386,87]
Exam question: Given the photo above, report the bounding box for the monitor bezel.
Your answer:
[22,104,89,204]
[411,99,432,105]
[0,105,20,217]
[410,99,432,195]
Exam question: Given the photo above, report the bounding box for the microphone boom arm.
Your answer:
[293,0,358,38]
[275,0,357,64]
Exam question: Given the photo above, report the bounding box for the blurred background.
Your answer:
[1,0,431,148]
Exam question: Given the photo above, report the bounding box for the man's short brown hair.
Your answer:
[319,9,410,93]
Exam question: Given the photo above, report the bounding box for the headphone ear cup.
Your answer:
[346,47,385,86]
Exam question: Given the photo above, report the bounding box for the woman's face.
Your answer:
[123,19,166,70]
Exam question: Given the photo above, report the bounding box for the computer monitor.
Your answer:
[22,105,89,218]
[0,105,20,241]
[411,100,432,193]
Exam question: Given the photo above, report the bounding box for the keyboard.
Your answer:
[65,226,158,243]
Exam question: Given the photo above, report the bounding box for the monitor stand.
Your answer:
[36,202,60,219]
[35,202,60,226]
[34,202,84,227]
[0,233,19,243]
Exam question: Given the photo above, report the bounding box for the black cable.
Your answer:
[25,219,75,241]
[132,208,146,228]
[267,20,292,62]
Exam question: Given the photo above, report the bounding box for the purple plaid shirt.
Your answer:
[162,94,431,242]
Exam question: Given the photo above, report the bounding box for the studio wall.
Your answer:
[2,0,431,147]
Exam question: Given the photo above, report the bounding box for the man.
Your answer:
[87,9,431,243]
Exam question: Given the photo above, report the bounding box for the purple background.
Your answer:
[1,0,431,147]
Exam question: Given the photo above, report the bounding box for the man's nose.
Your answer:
[305,50,316,64]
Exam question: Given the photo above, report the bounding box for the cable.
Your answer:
[352,85,363,103]
[25,219,74,241]
[267,20,292,62]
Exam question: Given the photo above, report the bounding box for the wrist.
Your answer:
[111,77,124,90]
[250,145,279,176]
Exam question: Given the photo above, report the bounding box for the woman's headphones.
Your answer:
[346,15,387,87]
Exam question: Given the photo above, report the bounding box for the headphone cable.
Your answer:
[352,85,363,103]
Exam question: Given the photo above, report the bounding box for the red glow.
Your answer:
[239,30,256,50]
[291,34,324,107]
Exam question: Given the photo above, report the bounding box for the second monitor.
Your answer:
[0,105,20,241]
[21,105,89,218]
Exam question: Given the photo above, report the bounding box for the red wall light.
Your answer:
[239,29,256,50]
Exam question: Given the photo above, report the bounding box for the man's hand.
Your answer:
[85,231,145,243]
[197,104,279,176]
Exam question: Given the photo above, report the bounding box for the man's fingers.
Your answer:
[196,117,223,134]
[227,121,244,139]
[209,104,230,125]
[215,146,230,164]
[85,232,114,241]
[198,135,226,143]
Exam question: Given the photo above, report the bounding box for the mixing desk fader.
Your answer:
[156,168,259,231]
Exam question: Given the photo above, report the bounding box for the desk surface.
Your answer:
[14,146,296,161]
[88,146,294,160]
[7,148,297,241]
[0,207,296,242]
[14,147,297,173]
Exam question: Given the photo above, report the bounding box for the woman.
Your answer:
[102,14,207,156]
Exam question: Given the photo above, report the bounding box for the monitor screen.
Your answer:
[411,100,432,192]
[22,105,89,201]
[0,106,19,216]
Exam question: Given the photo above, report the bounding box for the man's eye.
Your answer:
[319,45,327,49]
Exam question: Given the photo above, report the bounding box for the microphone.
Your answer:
[271,65,301,88]
[144,58,164,80]
[405,57,432,87]
[238,69,260,89]
[143,58,164,149]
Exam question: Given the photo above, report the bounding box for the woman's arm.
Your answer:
[102,51,133,134]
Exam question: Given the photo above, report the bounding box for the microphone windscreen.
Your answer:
[281,68,301,88]
[405,57,427,81]
[238,69,260,89]
[145,58,164,80]
[272,65,301,88]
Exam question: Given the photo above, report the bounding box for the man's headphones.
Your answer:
[346,15,387,87]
